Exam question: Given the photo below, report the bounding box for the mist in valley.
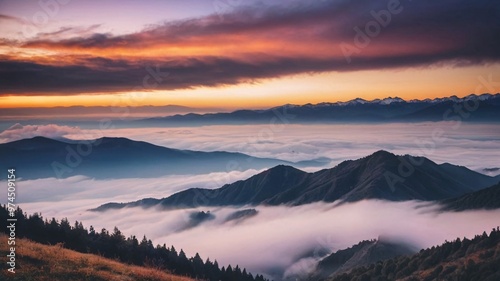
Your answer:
[2,122,499,172]
[16,196,500,280]
[1,122,499,280]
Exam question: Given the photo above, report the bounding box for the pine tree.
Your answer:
[0,205,269,281]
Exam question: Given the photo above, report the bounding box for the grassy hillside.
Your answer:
[0,206,266,281]
[0,234,193,281]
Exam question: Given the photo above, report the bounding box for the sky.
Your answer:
[1,0,500,110]
[1,2,499,278]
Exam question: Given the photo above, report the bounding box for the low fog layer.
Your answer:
[0,169,263,204]
[18,200,500,280]
[94,123,499,172]
[1,122,499,279]
[2,122,499,172]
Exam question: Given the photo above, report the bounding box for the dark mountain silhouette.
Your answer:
[137,94,500,126]
[438,163,499,190]
[224,209,258,223]
[0,136,324,180]
[441,182,500,211]
[176,211,215,232]
[324,228,500,281]
[94,151,498,211]
[306,239,416,280]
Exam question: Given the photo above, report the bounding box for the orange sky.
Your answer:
[1,64,499,109]
[1,0,499,110]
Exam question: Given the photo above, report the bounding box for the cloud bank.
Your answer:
[0,123,83,143]
[3,119,498,280]
[1,0,499,94]
[0,169,264,204]
[70,123,500,172]
[2,122,498,172]
[18,199,500,280]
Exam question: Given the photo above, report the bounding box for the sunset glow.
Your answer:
[1,65,498,109]
[1,0,499,111]
[1,2,500,280]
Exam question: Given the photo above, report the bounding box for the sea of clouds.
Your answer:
[1,122,499,171]
[15,193,500,280]
[1,122,499,280]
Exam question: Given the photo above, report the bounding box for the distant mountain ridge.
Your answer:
[0,136,324,180]
[95,150,499,211]
[291,93,498,107]
[139,93,500,125]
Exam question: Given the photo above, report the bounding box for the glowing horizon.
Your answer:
[1,0,499,110]
[1,64,499,109]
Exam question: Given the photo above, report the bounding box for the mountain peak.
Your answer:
[266,164,303,173]
[97,137,135,142]
[365,150,398,163]
[4,136,67,149]
[95,150,499,210]
[370,150,395,157]
[379,97,405,105]
[19,136,60,142]
[0,136,295,180]
[141,93,500,125]
[258,164,306,183]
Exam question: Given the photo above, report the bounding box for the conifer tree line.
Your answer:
[328,227,500,281]
[1,206,268,281]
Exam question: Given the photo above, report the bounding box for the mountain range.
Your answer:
[94,150,500,211]
[0,104,223,119]
[138,94,500,126]
[0,136,325,180]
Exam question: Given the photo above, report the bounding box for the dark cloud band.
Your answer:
[1,0,499,95]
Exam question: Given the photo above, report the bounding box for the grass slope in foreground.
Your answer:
[0,234,193,281]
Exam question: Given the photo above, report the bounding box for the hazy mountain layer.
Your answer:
[0,136,324,180]
[139,94,500,126]
[95,150,498,210]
